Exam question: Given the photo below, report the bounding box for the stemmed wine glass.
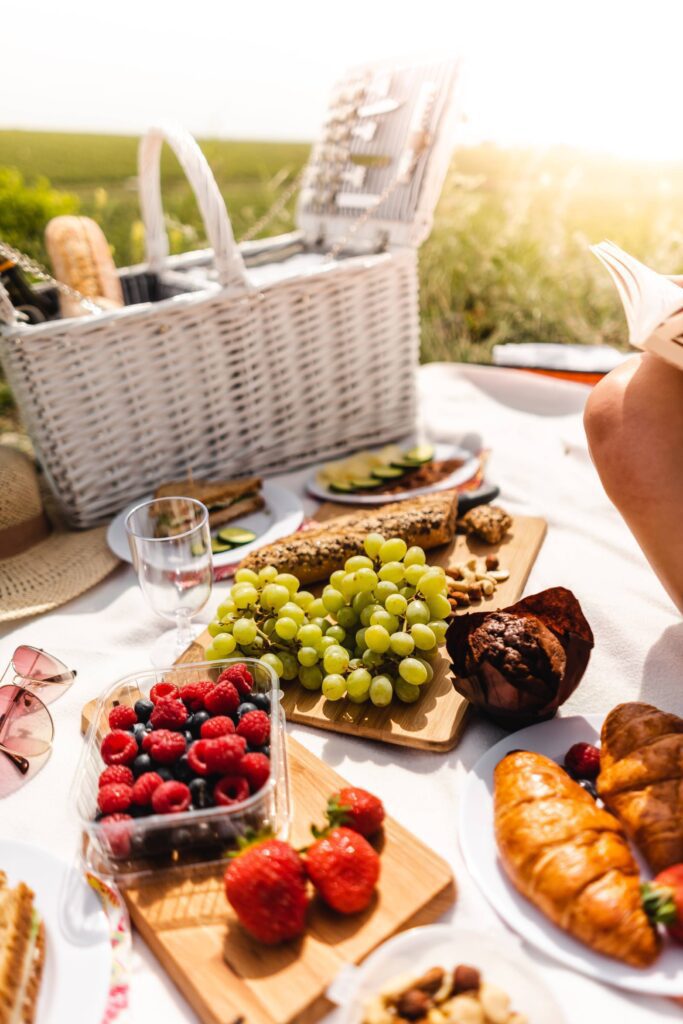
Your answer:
[125,497,213,666]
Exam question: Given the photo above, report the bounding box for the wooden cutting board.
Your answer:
[182,506,547,752]
[80,707,455,1024]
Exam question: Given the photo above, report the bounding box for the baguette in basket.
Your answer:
[45,216,123,318]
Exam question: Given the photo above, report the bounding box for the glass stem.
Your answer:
[174,609,193,655]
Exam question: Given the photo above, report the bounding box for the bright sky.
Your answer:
[4,0,683,159]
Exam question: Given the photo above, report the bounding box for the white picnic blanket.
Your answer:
[1,363,681,1023]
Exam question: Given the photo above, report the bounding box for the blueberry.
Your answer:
[132,722,147,747]
[156,766,174,782]
[185,713,195,732]
[236,702,258,719]
[134,698,154,723]
[250,692,270,712]
[578,778,598,799]
[132,753,152,777]
[182,730,194,747]
[191,710,211,737]
[173,754,193,783]
[261,745,270,759]
[189,778,212,809]
[171,827,193,848]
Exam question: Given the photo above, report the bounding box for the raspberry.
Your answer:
[150,697,188,731]
[564,742,601,780]
[151,780,191,814]
[150,681,179,704]
[217,664,253,697]
[179,680,213,711]
[204,734,246,774]
[98,782,133,814]
[204,681,239,716]
[108,705,137,731]
[236,710,270,747]
[100,813,133,858]
[213,775,250,806]
[200,715,235,739]
[101,730,138,766]
[98,765,134,789]
[131,771,163,807]
[187,740,212,776]
[146,729,186,764]
[241,752,270,793]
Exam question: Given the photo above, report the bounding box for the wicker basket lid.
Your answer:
[297,57,461,251]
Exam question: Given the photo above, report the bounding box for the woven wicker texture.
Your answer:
[0,446,42,527]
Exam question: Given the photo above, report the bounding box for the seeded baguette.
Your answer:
[239,491,458,584]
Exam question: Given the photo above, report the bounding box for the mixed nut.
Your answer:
[446,555,510,611]
[362,964,528,1024]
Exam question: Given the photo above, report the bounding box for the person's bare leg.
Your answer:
[584,352,683,613]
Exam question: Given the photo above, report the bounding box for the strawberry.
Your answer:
[305,826,380,914]
[224,839,309,944]
[642,864,683,944]
[325,787,385,837]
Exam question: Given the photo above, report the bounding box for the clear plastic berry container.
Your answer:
[73,658,291,886]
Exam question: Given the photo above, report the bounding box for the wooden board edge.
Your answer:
[285,701,471,752]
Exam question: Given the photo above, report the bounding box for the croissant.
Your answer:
[597,702,683,874]
[494,751,660,967]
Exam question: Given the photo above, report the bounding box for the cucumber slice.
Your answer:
[329,481,356,494]
[371,465,406,481]
[217,526,257,546]
[350,477,385,491]
[390,458,423,471]
[211,537,233,554]
[404,444,434,465]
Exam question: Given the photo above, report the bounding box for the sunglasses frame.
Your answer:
[11,645,77,687]
[0,683,54,775]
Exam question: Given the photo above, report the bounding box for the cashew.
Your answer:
[440,995,485,1024]
[488,570,510,582]
[480,580,495,597]
[479,982,511,1024]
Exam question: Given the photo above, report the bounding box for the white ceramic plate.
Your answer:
[328,923,565,1024]
[306,442,479,505]
[107,480,304,569]
[460,715,683,995]
[0,839,112,1023]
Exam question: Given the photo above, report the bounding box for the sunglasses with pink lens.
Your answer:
[0,647,76,775]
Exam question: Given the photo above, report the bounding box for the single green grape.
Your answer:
[363,532,385,559]
[352,590,375,615]
[411,623,437,651]
[362,648,384,669]
[399,657,429,685]
[234,567,260,585]
[260,652,284,677]
[233,618,257,645]
[307,598,328,619]
[275,616,298,641]
[261,583,290,611]
[345,554,374,573]
[355,627,368,653]
[274,572,299,594]
[204,645,221,661]
[232,583,259,609]
[263,617,276,636]
[299,665,323,690]
[339,573,358,601]
[336,606,358,630]
[406,599,431,626]
[374,579,398,604]
[404,563,428,586]
[370,674,394,706]
[213,632,237,656]
[370,608,399,634]
[390,630,415,656]
[348,658,363,671]
[427,593,452,619]
[294,590,315,610]
[330,569,346,589]
[417,570,448,600]
[309,617,328,632]
[346,667,372,702]
[297,623,323,647]
[323,645,349,674]
[279,650,299,680]
[395,678,421,703]
[316,635,336,655]
[379,537,407,563]
[384,592,407,617]
[321,673,346,700]
[207,620,223,638]
[246,634,265,653]
[365,624,391,653]
[322,586,345,614]
[297,646,319,667]
[360,602,382,626]
[378,561,404,584]
[278,601,305,625]
[217,601,236,619]
[355,567,378,593]
[399,585,416,599]
[429,619,449,643]
[415,656,434,683]
[404,545,426,567]
[258,565,278,583]
[326,624,346,644]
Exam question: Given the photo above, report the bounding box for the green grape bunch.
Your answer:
[204,533,451,708]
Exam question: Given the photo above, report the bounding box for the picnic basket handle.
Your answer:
[138,124,248,291]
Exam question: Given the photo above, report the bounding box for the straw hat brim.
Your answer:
[0,524,120,623]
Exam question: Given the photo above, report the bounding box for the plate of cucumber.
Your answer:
[307,442,479,505]
[107,481,304,568]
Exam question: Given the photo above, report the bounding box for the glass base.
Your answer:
[149,624,204,669]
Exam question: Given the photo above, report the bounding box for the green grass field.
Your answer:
[3,128,683,405]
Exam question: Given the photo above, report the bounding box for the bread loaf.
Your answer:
[45,216,123,318]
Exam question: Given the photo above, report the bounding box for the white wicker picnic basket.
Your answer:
[0,58,460,528]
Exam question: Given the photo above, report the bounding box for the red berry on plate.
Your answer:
[179,680,213,711]
[150,681,180,704]
[213,775,250,806]
[100,813,133,858]
[224,838,308,944]
[187,739,212,776]
[131,771,164,807]
[101,729,138,766]
[98,765,134,789]
[305,827,380,914]
[204,681,240,716]
[241,752,270,793]
[204,734,246,775]
[98,782,133,815]
[200,715,235,739]
[147,729,186,764]
[326,787,385,838]
[150,697,188,731]
[643,865,683,945]
[217,664,253,697]
[151,780,191,815]
[564,742,601,780]
[236,710,270,747]
[108,705,137,731]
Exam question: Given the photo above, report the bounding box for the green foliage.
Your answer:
[0,167,78,264]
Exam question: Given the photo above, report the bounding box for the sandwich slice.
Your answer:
[0,873,45,1024]
[150,477,265,534]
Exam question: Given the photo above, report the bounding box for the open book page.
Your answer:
[592,241,683,370]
